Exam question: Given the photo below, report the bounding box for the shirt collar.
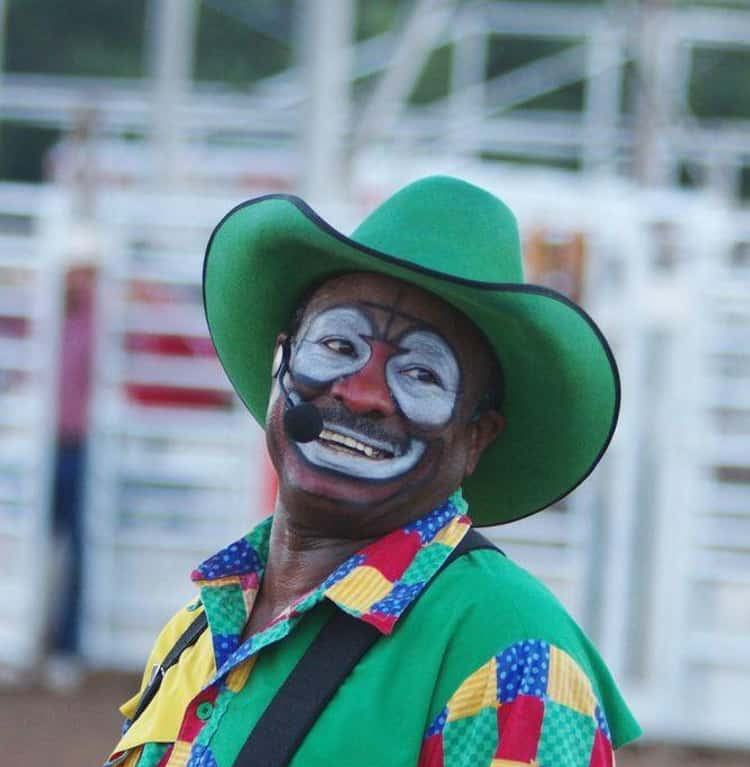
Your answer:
[191,489,471,637]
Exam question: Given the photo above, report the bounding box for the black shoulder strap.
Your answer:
[445,527,501,561]
[129,528,502,764]
[233,528,501,767]
[129,608,208,724]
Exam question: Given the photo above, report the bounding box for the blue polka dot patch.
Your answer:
[425,706,449,737]
[212,633,238,669]
[403,497,458,543]
[369,582,425,617]
[185,743,219,767]
[495,639,550,703]
[595,704,611,739]
[193,538,262,581]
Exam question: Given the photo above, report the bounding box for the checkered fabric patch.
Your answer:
[422,641,614,767]
[133,742,169,767]
[537,700,597,766]
[443,706,498,767]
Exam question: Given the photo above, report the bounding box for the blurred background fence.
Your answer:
[0,0,748,759]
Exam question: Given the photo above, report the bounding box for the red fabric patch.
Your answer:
[177,686,220,742]
[362,612,397,635]
[589,728,614,767]
[495,694,544,762]
[239,571,260,591]
[418,734,444,767]
[361,529,422,582]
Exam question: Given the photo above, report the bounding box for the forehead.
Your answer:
[300,272,472,342]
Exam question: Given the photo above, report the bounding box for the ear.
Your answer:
[464,409,505,478]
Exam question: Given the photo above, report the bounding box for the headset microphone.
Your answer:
[274,341,324,443]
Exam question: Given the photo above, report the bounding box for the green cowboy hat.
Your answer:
[203,175,619,527]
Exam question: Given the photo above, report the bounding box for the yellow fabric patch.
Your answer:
[447,657,498,721]
[164,739,191,767]
[112,605,215,756]
[325,565,393,613]
[491,759,538,766]
[432,517,468,548]
[120,748,142,767]
[226,655,256,693]
[191,575,239,589]
[547,646,596,716]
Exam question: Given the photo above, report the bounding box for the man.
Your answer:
[107,176,640,767]
[48,256,96,687]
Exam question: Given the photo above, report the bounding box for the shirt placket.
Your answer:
[166,590,326,766]
[163,685,221,767]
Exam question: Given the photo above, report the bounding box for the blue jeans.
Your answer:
[52,441,85,654]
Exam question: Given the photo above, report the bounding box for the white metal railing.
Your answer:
[81,192,266,670]
[0,174,746,748]
[0,185,66,671]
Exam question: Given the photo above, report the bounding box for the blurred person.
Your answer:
[47,242,97,687]
[106,177,641,767]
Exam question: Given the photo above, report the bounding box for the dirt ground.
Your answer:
[0,672,747,767]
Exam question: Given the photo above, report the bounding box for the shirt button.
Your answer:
[196,702,214,721]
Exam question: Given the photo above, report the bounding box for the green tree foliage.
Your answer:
[0,124,59,181]
[1,0,749,182]
[355,0,403,41]
[689,47,750,119]
[6,0,147,77]
[194,0,294,85]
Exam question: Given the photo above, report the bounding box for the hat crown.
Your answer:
[351,176,523,284]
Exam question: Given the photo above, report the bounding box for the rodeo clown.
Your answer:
[107,176,641,767]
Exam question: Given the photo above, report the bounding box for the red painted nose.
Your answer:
[329,340,396,417]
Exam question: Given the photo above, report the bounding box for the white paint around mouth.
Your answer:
[297,421,426,480]
[316,422,402,457]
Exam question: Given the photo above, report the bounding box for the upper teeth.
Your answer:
[319,429,386,458]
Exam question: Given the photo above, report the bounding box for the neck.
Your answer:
[258,497,378,620]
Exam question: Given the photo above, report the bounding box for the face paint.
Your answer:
[386,329,460,427]
[297,422,426,480]
[267,272,498,530]
[285,303,462,482]
[290,304,425,481]
[291,306,373,386]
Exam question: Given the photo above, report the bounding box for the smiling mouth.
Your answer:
[318,428,396,460]
[297,422,425,480]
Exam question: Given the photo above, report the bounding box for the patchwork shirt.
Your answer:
[108,491,641,767]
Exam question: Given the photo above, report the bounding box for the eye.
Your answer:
[322,337,357,356]
[401,366,442,386]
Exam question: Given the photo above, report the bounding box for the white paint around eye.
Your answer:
[292,306,373,384]
[386,329,460,427]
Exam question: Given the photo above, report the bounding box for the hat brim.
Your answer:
[203,194,620,527]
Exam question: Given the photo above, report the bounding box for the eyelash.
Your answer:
[321,337,357,356]
[400,366,442,387]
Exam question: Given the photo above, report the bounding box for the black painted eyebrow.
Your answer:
[359,300,437,335]
[382,289,405,338]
